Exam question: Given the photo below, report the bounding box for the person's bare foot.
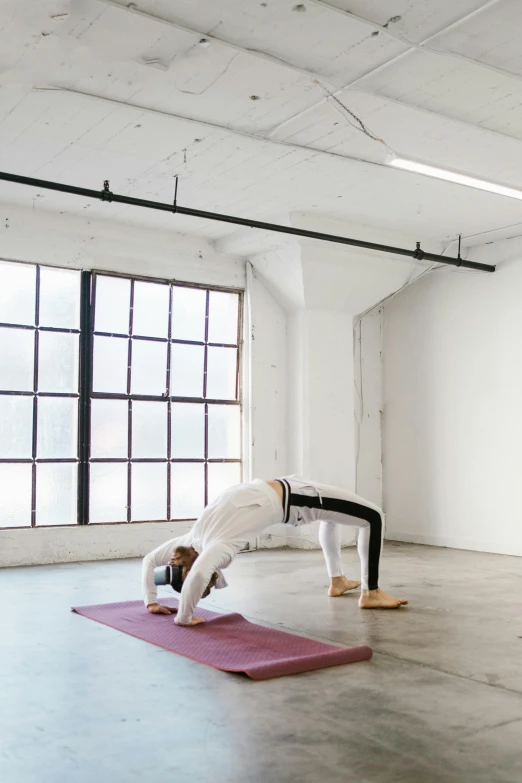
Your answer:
[328,576,361,597]
[358,588,408,609]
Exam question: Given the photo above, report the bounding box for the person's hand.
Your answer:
[175,616,205,627]
[147,603,177,615]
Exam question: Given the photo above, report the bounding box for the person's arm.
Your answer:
[142,535,188,611]
[175,542,236,626]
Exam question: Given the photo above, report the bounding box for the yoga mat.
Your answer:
[72,598,372,680]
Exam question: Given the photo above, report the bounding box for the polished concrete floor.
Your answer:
[1,542,521,783]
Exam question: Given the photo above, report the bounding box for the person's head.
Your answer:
[170,546,218,597]
[170,545,199,576]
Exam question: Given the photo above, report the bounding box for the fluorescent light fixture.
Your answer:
[389,157,522,201]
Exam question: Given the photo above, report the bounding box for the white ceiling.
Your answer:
[1,0,522,255]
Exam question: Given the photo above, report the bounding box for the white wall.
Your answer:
[250,273,287,481]
[253,211,434,551]
[306,310,355,488]
[382,252,522,557]
[286,310,307,479]
[250,270,288,548]
[0,521,195,567]
[284,309,357,549]
[0,203,242,287]
[354,310,383,507]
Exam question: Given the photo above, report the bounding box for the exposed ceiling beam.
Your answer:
[34,85,522,203]
[307,0,504,61]
[32,86,388,172]
[92,0,521,140]
[96,0,507,82]
[271,0,510,136]
[93,0,342,89]
[349,87,522,147]
[30,86,522,258]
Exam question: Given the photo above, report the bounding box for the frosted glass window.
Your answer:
[90,462,128,523]
[206,347,237,400]
[208,405,241,459]
[0,396,33,459]
[39,267,81,329]
[0,260,35,326]
[37,397,78,459]
[133,282,170,338]
[132,401,167,458]
[94,276,130,334]
[208,291,239,345]
[91,399,128,458]
[92,336,128,394]
[171,463,205,519]
[36,463,77,526]
[171,286,206,342]
[171,402,204,458]
[0,464,32,527]
[208,462,241,505]
[38,332,79,393]
[170,343,204,398]
[130,339,167,396]
[0,328,34,391]
[131,463,167,521]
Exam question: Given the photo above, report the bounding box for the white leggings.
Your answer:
[318,522,373,590]
[277,477,385,591]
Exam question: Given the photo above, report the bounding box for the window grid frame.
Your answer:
[88,270,243,526]
[0,261,243,529]
[0,261,82,528]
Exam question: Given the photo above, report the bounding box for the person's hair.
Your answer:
[173,546,198,580]
[202,571,218,598]
[174,546,218,597]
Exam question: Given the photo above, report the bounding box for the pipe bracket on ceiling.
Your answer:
[100,180,113,202]
[413,241,424,261]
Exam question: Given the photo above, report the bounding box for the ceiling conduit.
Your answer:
[0,171,495,272]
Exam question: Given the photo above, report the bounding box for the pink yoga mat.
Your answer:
[72,598,372,680]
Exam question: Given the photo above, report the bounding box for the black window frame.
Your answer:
[0,260,243,528]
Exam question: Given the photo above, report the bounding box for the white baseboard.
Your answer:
[0,521,195,568]
[385,530,522,558]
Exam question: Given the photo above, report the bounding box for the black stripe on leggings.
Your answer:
[289,493,382,590]
[276,478,291,523]
[275,479,287,522]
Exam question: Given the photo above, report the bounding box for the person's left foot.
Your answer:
[328,576,361,597]
[358,588,408,609]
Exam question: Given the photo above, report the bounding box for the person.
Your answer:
[142,476,408,627]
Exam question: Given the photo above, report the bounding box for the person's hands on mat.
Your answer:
[147,603,178,615]
[175,616,205,627]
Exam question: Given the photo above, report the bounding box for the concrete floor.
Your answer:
[1,542,521,783]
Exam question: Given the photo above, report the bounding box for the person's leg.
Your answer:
[351,513,406,608]
[318,521,361,596]
[357,524,371,591]
[284,479,407,608]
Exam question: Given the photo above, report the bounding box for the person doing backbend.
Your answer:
[142,476,408,627]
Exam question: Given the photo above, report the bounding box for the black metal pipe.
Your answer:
[0,171,496,273]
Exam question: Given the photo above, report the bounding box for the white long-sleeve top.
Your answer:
[142,479,283,625]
